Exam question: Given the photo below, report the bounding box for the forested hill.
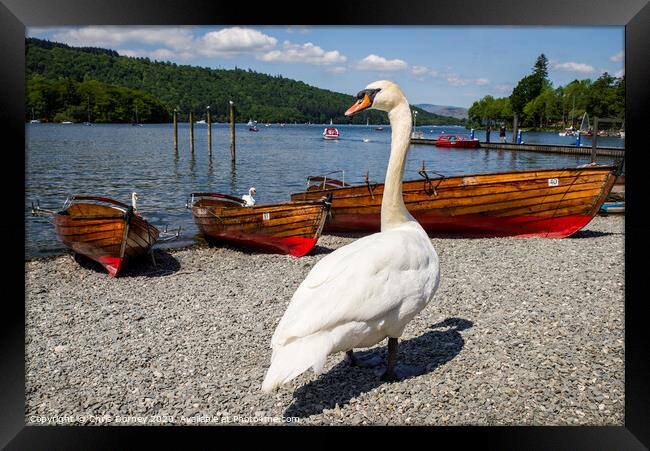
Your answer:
[26,37,465,125]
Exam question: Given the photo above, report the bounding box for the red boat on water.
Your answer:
[434,134,480,148]
[323,127,340,140]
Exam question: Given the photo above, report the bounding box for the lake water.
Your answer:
[25,123,623,258]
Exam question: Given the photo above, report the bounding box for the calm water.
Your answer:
[26,123,623,258]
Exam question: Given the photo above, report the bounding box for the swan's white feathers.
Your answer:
[271,221,438,349]
[262,80,441,392]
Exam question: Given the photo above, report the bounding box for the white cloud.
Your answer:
[446,75,469,86]
[198,27,277,56]
[553,61,596,74]
[609,51,624,63]
[615,68,625,78]
[258,41,346,65]
[285,26,309,34]
[409,65,440,81]
[52,26,195,51]
[410,65,430,76]
[494,83,514,93]
[474,78,489,86]
[355,54,408,71]
[117,48,196,61]
[327,66,348,74]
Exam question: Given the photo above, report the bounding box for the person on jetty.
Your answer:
[486,125,491,143]
[499,125,506,143]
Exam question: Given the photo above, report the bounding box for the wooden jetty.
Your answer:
[410,138,625,158]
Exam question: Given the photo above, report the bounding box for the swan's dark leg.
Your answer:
[380,338,399,382]
[346,350,357,366]
[346,349,383,368]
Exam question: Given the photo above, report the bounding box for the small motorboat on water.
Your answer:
[323,127,340,140]
[196,119,207,124]
[559,127,577,137]
[247,119,259,131]
[434,134,479,148]
[375,126,384,131]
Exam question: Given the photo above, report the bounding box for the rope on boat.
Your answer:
[418,160,446,196]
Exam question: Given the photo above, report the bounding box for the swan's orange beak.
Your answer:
[345,94,372,116]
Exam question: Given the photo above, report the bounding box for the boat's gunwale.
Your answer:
[292,164,620,197]
[191,193,330,213]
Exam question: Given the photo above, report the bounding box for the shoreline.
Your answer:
[25,216,624,425]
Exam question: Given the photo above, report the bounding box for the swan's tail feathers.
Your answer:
[261,334,330,393]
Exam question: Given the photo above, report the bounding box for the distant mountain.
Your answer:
[415,104,468,120]
[26,37,466,125]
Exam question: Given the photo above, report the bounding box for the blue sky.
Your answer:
[27,26,624,108]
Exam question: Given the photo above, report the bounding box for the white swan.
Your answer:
[261,80,440,392]
[242,187,256,206]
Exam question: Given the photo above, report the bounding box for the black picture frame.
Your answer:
[2,0,648,447]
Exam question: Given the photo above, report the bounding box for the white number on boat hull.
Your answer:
[548,178,559,187]
[263,212,270,220]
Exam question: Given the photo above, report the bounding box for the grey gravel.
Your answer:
[25,215,624,426]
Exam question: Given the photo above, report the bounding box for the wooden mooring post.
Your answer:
[229,100,236,162]
[591,117,599,162]
[173,108,178,152]
[207,105,212,158]
[189,111,195,154]
[512,115,518,144]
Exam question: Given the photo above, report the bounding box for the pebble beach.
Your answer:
[25,215,625,426]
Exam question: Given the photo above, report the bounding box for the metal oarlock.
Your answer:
[158,225,182,242]
[31,200,56,218]
[185,194,195,209]
[306,170,345,190]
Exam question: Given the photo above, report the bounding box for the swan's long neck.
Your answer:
[381,100,414,230]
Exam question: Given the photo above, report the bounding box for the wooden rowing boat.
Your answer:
[33,195,159,277]
[189,192,332,256]
[290,163,621,238]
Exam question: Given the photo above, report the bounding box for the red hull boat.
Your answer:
[434,134,480,148]
[290,164,621,238]
[32,196,159,277]
[190,192,332,256]
[323,127,340,139]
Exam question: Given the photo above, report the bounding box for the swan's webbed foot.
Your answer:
[378,364,427,382]
[346,350,383,368]
[380,368,399,382]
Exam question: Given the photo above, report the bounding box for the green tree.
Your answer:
[533,54,549,80]
[25,37,465,126]
[510,74,542,118]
